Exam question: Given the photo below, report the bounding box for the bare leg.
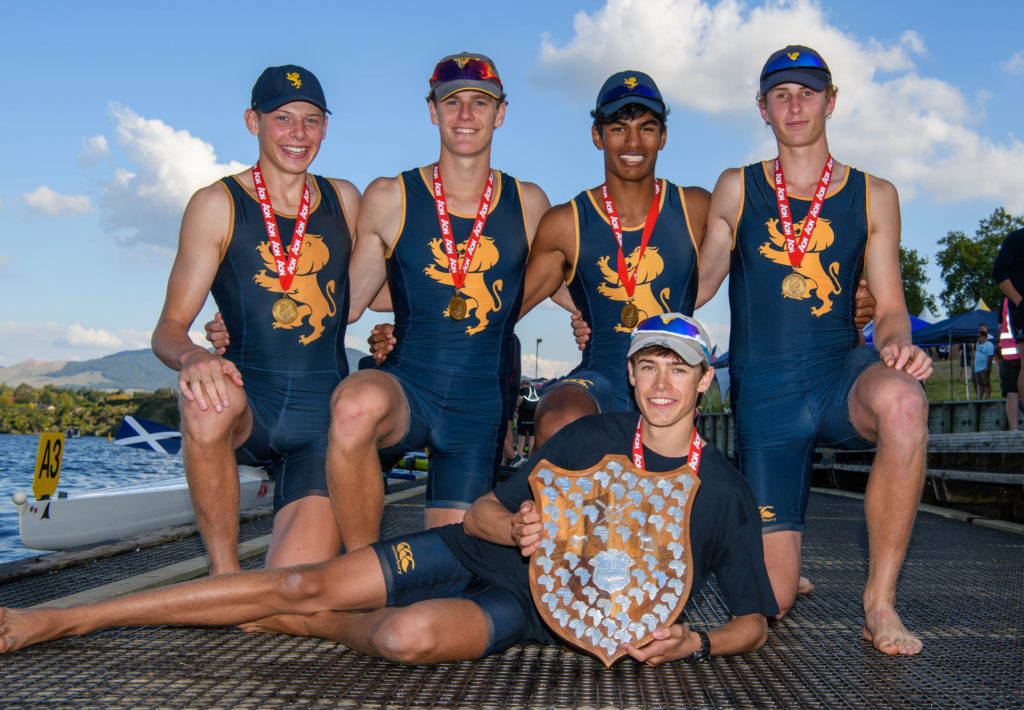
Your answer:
[0,547,385,654]
[532,385,599,450]
[762,530,802,618]
[265,495,342,568]
[245,599,490,664]
[179,383,253,575]
[424,507,467,529]
[849,363,927,655]
[327,371,409,551]
[1006,392,1020,431]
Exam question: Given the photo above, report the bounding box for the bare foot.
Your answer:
[797,576,815,594]
[862,605,922,655]
[0,607,69,653]
[238,613,311,636]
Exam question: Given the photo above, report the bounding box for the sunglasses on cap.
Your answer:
[430,57,502,87]
[599,81,663,107]
[760,51,829,81]
[632,316,712,363]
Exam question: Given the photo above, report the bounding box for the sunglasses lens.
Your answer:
[431,58,501,86]
[600,82,662,105]
[761,51,827,79]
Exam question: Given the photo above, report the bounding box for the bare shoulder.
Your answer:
[535,201,576,243]
[865,172,899,203]
[518,180,552,240]
[361,175,402,209]
[327,177,362,204]
[186,179,231,215]
[179,180,232,248]
[708,167,744,223]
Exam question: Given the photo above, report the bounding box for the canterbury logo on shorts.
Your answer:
[391,542,415,574]
[759,506,776,523]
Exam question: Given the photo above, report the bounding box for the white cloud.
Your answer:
[0,255,12,273]
[1001,51,1024,74]
[23,185,94,215]
[55,323,124,349]
[536,0,1024,212]
[79,134,110,167]
[99,105,247,249]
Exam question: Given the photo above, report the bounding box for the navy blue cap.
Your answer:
[251,65,330,114]
[759,45,831,94]
[594,71,665,116]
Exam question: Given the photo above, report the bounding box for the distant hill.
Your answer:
[0,348,370,392]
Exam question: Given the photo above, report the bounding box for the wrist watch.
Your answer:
[683,629,711,664]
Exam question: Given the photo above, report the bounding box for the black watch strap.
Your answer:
[683,629,711,664]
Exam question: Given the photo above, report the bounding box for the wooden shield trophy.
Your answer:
[528,455,700,666]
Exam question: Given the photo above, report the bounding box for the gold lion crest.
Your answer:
[624,76,638,89]
[759,217,841,317]
[286,72,302,89]
[424,235,503,335]
[253,234,336,344]
[596,246,671,332]
[787,51,800,61]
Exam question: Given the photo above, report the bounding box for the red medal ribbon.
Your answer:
[599,180,662,298]
[432,163,494,291]
[773,155,833,267]
[632,415,702,473]
[251,162,311,291]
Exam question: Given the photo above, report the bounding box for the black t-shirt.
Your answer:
[993,228,1024,296]
[437,411,780,644]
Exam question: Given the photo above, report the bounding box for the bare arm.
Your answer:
[696,169,742,308]
[152,183,243,412]
[347,177,399,323]
[997,278,1023,307]
[519,203,576,318]
[862,176,931,380]
[625,612,767,666]
[462,494,544,554]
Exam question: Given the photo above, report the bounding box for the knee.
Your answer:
[371,610,438,664]
[874,380,928,440]
[329,376,394,442]
[179,394,242,445]
[277,566,328,607]
[772,588,796,620]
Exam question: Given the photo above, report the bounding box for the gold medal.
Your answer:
[781,273,807,299]
[621,302,640,329]
[272,297,299,324]
[449,294,468,321]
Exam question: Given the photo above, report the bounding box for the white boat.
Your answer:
[11,465,273,551]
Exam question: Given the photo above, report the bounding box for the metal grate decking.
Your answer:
[1,492,1021,709]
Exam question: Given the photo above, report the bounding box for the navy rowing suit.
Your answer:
[555,179,699,411]
[212,174,351,510]
[378,167,529,509]
[729,161,878,531]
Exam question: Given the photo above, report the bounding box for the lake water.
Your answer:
[0,434,184,564]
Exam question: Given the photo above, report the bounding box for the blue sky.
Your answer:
[2,0,1023,377]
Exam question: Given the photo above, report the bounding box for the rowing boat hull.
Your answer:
[13,466,273,551]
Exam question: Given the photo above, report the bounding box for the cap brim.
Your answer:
[761,68,829,94]
[627,334,708,366]
[597,95,665,116]
[254,95,331,114]
[433,80,503,101]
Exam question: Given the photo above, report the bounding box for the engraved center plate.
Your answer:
[528,455,700,666]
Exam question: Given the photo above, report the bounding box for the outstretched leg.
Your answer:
[849,363,927,655]
[1,546,384,654]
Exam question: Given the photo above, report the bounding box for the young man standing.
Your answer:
[329,53,550,551]
[151,65,360,574]
[506,71,706,448]
[997,299,1021,429]
[973,329,995,399]
[1,314,777,666]
[698,46,932,655]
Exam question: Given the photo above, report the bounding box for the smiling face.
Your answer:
[246,101,327,175]
[592,109,666,183]
[628,350,713,434]
[429,90,506,159]
[759,82,835,149]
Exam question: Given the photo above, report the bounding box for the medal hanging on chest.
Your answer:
[773,155,832,299]
[599,181,661,329]
[431,164,494,321]
[251,162,312,324]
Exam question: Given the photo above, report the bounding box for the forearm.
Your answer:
[462,494,516,546]
[997,278,1023,306]
[871,309,912,351]
[152,321,209,371]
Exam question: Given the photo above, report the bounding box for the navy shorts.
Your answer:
[544,367,636,414]
[1000,357,1021,396]
[236,370,338,511]
[378,369,505,510]
[735,346,879,532]
[372,530,529,656]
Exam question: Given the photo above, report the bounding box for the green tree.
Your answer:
[899,246,937,317]
[935,207,1024,315]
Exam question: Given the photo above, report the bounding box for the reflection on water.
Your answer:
[0,434,183,564]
